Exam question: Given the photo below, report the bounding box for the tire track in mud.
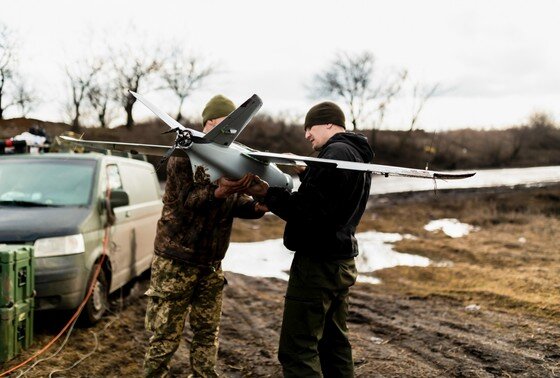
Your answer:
[12,273,559,377]
[218,274,285,376]
[347,284,560,377]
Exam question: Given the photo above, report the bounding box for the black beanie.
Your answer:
[304,101,345,129]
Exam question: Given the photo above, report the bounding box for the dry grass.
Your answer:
[369,186,560,320]
[231,214,285,243]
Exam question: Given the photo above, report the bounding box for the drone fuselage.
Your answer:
[187,141,293,189]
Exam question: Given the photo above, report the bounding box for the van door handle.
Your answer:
[125,211,131,218]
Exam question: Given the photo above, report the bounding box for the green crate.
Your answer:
[0,298,34,363]
[0,245,34,307]
[0,305,16,362]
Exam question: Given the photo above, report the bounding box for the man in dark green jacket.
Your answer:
[245,101,373,377]
[144,95,264,377]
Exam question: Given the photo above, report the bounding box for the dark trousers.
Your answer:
[278,253,358,377]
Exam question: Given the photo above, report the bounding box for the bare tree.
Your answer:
[11,76,37,117]
[85,63,118,128]
[528,111,556,130]
[65,59,102,131]
[86,83,113,128]
[160,48,214,122]
[310,51,407,131]
[525,111,559,150]
[112,45,161,129]
[0,24,17,120]
[399,82,439,148]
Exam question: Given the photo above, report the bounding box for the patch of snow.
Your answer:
[223,239,293,281]
[357,275,381,284]
[223,231,431,284]
[370,336,385,344]
[465,304,481,312]
[355,231,430,272]
[433,260,454,268]
[403,234,418,240]
[424,218,478,238]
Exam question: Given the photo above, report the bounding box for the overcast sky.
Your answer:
[1,0,558,130]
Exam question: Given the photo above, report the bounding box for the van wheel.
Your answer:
[79,268,109,326]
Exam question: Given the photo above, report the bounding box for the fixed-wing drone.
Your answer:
[61,92,475,190]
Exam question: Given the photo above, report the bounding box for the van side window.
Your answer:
[106,164,123,190]
[119,163,160,205]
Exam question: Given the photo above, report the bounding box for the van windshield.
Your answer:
[0,159,96,207]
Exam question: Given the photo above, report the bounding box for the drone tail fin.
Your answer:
[202,94,262,146]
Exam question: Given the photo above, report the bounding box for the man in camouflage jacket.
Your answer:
[144,95,264,377]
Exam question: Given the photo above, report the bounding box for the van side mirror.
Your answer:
[109,189,129,209]
[100,189,129,227]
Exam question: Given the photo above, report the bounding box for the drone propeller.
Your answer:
[161,128,179,135]
[155,127,210,170]
[162,127,210,143]
[156,143,179,171]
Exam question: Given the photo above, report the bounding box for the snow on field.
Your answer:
[223,231,430,284]
[223,239,293,280]
[354,232,429,283]
[292,166,560,195]
[223,166,560,282]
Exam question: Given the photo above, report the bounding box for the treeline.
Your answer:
[374,123,560,170]
[233,112,560,170]
[1,112,558,174]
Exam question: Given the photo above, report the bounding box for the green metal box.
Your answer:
[0,245,34,307]
[0,298,34,363]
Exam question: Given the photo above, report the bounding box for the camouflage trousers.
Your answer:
[144,254,225,378]
[279,253,358,378]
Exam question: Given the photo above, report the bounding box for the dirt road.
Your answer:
[3,184,559,377]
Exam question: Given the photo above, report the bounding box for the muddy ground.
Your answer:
[2,184,560,377]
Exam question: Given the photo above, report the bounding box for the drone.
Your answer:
[61,91,475,191]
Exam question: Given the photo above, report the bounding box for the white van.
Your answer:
[0,153,163,324]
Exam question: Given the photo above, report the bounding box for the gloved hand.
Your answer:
[214,173,255,199]
[244,175,269,199]
[283,153,307,175]
[254,202,269,213]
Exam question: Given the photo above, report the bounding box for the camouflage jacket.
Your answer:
[154,156,262,266]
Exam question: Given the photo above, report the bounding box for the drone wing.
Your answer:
[59,136,180,158]
[246,151,476,180]
[202,94,262,146]
[129,91,205,139]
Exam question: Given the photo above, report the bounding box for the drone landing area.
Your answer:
[6,184,559,377]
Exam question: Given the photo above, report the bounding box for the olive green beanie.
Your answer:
[202,95,236,126]
[304,101,346,130]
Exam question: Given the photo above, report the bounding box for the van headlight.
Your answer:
[34,234,85,257]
